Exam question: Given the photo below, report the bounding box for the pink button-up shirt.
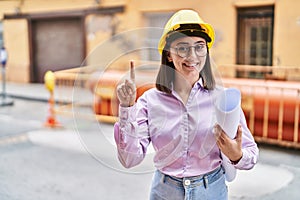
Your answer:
[114,80,259,178]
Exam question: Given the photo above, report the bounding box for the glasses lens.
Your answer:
[177,46,189,57]
[195,44,207,57]
[175,44,207,58]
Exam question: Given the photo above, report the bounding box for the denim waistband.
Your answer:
[159,166,224,189]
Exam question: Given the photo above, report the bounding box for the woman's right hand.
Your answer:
[116,60,136,107]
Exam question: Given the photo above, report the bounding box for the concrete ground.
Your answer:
[1,82,300,199]
[26,128,300,200]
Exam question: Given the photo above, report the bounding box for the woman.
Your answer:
[114,9,258,200]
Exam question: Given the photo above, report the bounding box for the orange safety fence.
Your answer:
[222,78,300,149]
[53,65,157,123]
[53,65,300,149]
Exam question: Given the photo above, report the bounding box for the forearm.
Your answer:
[114,105,149,168]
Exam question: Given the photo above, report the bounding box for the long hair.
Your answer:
[155,48,175,94]
[155,44,215,94]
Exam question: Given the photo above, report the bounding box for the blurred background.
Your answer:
[1,0,300,82]
[0,0,300,200]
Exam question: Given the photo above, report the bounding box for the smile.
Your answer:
[183,63,199,68]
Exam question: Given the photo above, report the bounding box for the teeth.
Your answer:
[185,63,197,67]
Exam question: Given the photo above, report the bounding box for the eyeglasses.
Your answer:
[170,44,207,58]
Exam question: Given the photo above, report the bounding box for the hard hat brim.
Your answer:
[166,28,212,44]
[158,23,214,54]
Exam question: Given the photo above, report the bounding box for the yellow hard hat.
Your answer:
[158,9,215,54]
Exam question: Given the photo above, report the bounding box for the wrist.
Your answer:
[120,102,135,107]
[230,152,243,165]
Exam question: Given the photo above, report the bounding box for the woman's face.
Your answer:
[168,36,207,81]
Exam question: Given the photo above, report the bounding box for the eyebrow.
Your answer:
[175,41,206,46]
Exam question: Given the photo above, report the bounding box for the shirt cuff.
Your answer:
[233,149,257,169]
[119,104,136,122]
[230,155,243,165]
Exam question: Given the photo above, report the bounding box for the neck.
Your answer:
[174,73,197,94]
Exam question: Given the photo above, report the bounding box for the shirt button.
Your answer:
[184,179,191,186]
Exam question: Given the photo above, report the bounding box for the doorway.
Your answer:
[236,6,274,78]
[31,17,85,82]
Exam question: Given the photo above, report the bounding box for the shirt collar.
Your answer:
[196,77,211,93]
[195,77,205,90]
[170,77,206,92]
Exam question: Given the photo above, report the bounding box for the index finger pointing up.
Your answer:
[130,60,135,82]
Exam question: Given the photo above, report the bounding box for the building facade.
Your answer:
[1,0,300,83]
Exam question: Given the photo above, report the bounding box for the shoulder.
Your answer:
[214,84,226,91]
[138,87,171,102]
[140,88,166,98]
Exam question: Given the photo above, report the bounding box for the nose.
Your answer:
[186,46,198,58]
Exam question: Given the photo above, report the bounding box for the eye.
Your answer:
[177,46,189,52]
[195,44,205,51]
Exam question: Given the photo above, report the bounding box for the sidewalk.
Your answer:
[3,81,300,199]
[6,82,50,101]
[6,82,78,103]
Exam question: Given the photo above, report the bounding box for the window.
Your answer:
[237,6,274,78]
[143,12,174,61]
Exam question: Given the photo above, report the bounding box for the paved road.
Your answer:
[0,96,75,138]
[0,98,153,200]
[1,97,300,199]
[0,99,43,137]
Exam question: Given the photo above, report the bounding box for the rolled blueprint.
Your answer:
[215,88,241,182]
[215,88,241,139]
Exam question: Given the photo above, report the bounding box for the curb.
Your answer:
[6,93,72,104]
[7,94,48,103]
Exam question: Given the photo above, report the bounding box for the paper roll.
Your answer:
[215,88,241,138]
[215,88,241,182]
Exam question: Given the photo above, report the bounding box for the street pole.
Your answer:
[0,46,13,106]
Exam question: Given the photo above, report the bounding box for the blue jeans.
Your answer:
[149,166,228,200]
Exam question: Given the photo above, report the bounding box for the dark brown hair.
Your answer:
[155,43,216,94]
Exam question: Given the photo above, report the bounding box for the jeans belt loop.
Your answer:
[203,175,209,189]
[160,172,166,184]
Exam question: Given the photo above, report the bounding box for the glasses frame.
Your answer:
[170,44,207,58]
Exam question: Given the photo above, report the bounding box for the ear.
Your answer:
[167,53,173,62]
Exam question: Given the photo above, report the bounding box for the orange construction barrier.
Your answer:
[44,71,61,128]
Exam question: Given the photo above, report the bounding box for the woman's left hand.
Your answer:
[214,124,243,164]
